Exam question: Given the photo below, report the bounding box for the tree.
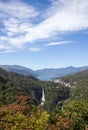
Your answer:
[62,100,88,130]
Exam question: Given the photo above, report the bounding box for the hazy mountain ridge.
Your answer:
[0,65,88,80]
[36,66,88,80]
[0,65,36,77]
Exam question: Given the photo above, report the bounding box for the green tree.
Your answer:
[63,100,88,130]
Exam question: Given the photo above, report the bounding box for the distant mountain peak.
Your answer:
[0,65,88,81]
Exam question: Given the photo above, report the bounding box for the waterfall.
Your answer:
[41,88,45,106]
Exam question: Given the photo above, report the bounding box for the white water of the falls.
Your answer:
[41,88,45,106]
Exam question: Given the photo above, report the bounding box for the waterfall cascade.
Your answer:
[41,88,45,106]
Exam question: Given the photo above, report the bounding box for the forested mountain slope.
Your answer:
[61,69,88,100]
[0,68,88,130]
[0,68,42,105]
[0,68,70,111]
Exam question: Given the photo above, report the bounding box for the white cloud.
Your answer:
[0,0,38,50]
[0,44,13,50]
[0,44,17,53]
[23,0,88,43]
[28,47,41,52]
[0,1,38,19]
[0,0,88,52]
[46,41,71,46]
[34,0,88,34]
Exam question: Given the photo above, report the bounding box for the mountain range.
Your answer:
[0,65,88,80]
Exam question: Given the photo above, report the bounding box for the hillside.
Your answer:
[60,69,88,100]
[0,68,70,111]
[0,68,42,105]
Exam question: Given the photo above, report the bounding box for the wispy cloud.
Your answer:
[28,47,41,52]
[0,0,88,53]
[46,41,71,46]
[0,50,17,54]
[0,0,39,51]
[0,1,38,19]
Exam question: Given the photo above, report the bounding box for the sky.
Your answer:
[0,0,88,70]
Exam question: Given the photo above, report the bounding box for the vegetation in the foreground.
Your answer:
[0,68,88,130]
[0,97,88,130]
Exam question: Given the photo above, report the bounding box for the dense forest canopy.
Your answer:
[0,68,88,129]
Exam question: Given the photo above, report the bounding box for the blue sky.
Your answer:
[0,0,88,70]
